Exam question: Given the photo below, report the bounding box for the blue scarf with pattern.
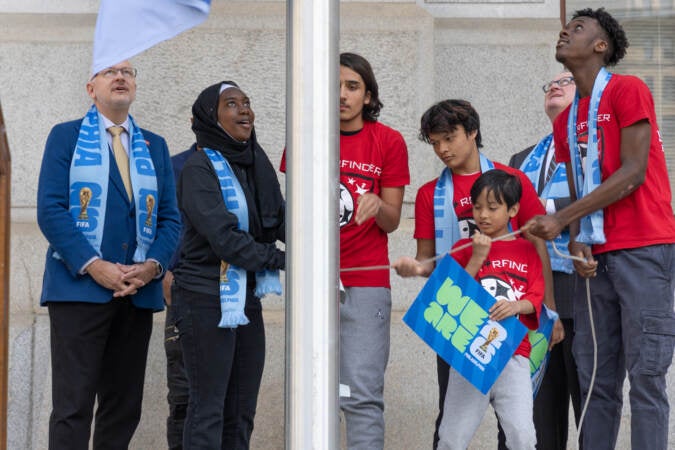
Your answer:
[434,153,494,255]
[57,105,158,262]
[519,134,573,273]
[204,148,282,328]
[568,67,612,245]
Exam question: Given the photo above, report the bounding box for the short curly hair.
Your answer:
[572,7,629,66]
[419,99,482,148]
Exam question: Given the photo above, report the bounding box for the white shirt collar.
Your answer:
[101,115,130,134]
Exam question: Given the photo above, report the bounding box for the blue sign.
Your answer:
[528,305,558,397]
[403,254,528,394]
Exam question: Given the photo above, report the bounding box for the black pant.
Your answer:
[48,299,152,450]
[433,356,450,449]
[165,303,189,450]
[174,284,265,450]
[496,318,583,450]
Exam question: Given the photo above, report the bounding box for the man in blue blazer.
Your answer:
[37,60,180,450]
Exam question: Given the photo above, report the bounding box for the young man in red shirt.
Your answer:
[528,8,675,450]
[281,52,409,449]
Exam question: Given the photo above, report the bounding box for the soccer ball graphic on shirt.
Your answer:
[339,173,375,228]
[339,183,354,227]
[458,218,480,239]
[480,276,517,303]
[576,127,605,175]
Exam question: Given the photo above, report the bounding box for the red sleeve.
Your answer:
[279,148,287,173]
[553,109,571,164]
[519,241,544,330]
[450,238,473,267]
[612,76,653,129]
[379,126,410,188]
[413,179,438,240]
[514,169,545,225]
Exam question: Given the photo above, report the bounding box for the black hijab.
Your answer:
[191,81,284,232]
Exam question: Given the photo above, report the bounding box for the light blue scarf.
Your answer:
[204,148,282,329]
[519,134,573,273]
[568,67,612,245]
[57,105,157,262]
[434,153,494,255]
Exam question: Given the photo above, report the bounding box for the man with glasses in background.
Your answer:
[37,59,180,449]
[497,72,583,450]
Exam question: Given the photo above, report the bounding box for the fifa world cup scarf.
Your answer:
[567,67,611,245]
[434,153,494,255]
[57,105,158,263]
[204,148,282,328]
[519,134,573,273]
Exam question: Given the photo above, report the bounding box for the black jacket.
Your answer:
[174,148,285,297]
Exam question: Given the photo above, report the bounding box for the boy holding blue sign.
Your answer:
[437,169,543,449]
[393,99,554,448]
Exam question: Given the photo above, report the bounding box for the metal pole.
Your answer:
[0,101,11,450]
[285,0,340,448]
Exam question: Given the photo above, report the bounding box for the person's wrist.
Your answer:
[145,260,161,277]
[85,258,101,274]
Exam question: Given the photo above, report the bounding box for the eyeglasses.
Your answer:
[542,76,574,93]
[97,67,138,79]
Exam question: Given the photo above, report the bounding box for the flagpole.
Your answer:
[0,101,10,450]
[285,0,340,447]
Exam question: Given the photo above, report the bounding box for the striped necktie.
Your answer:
[544,151,557,186]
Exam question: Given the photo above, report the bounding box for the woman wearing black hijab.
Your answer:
[173,81,285,449]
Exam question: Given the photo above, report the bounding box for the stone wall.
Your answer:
[4,1,661,449]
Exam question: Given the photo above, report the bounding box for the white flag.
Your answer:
[92,0,210,75]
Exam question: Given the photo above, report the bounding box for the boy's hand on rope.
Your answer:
[392,256,426,278]
[470,232,491,261]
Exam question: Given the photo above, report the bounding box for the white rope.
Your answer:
[339,229,524,273]
[551,240,595,450]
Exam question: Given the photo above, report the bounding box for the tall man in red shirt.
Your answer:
[528,8,675,450]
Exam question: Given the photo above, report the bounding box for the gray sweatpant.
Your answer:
[339,287,392,450]
[438,355,536,450]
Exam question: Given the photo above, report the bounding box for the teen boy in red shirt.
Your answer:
[393,99,558,448]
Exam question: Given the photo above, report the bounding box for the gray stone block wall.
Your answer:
[1,1,672,448]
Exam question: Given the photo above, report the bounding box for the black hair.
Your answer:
[572,7,629,66]
[470,169,521,209]
[419,99,482,148]
[340,52,383,122]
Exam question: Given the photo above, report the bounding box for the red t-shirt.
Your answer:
[413,162,545,241]
[452,238,543,358]
[554,74,675,254]
[280,121,410,288]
